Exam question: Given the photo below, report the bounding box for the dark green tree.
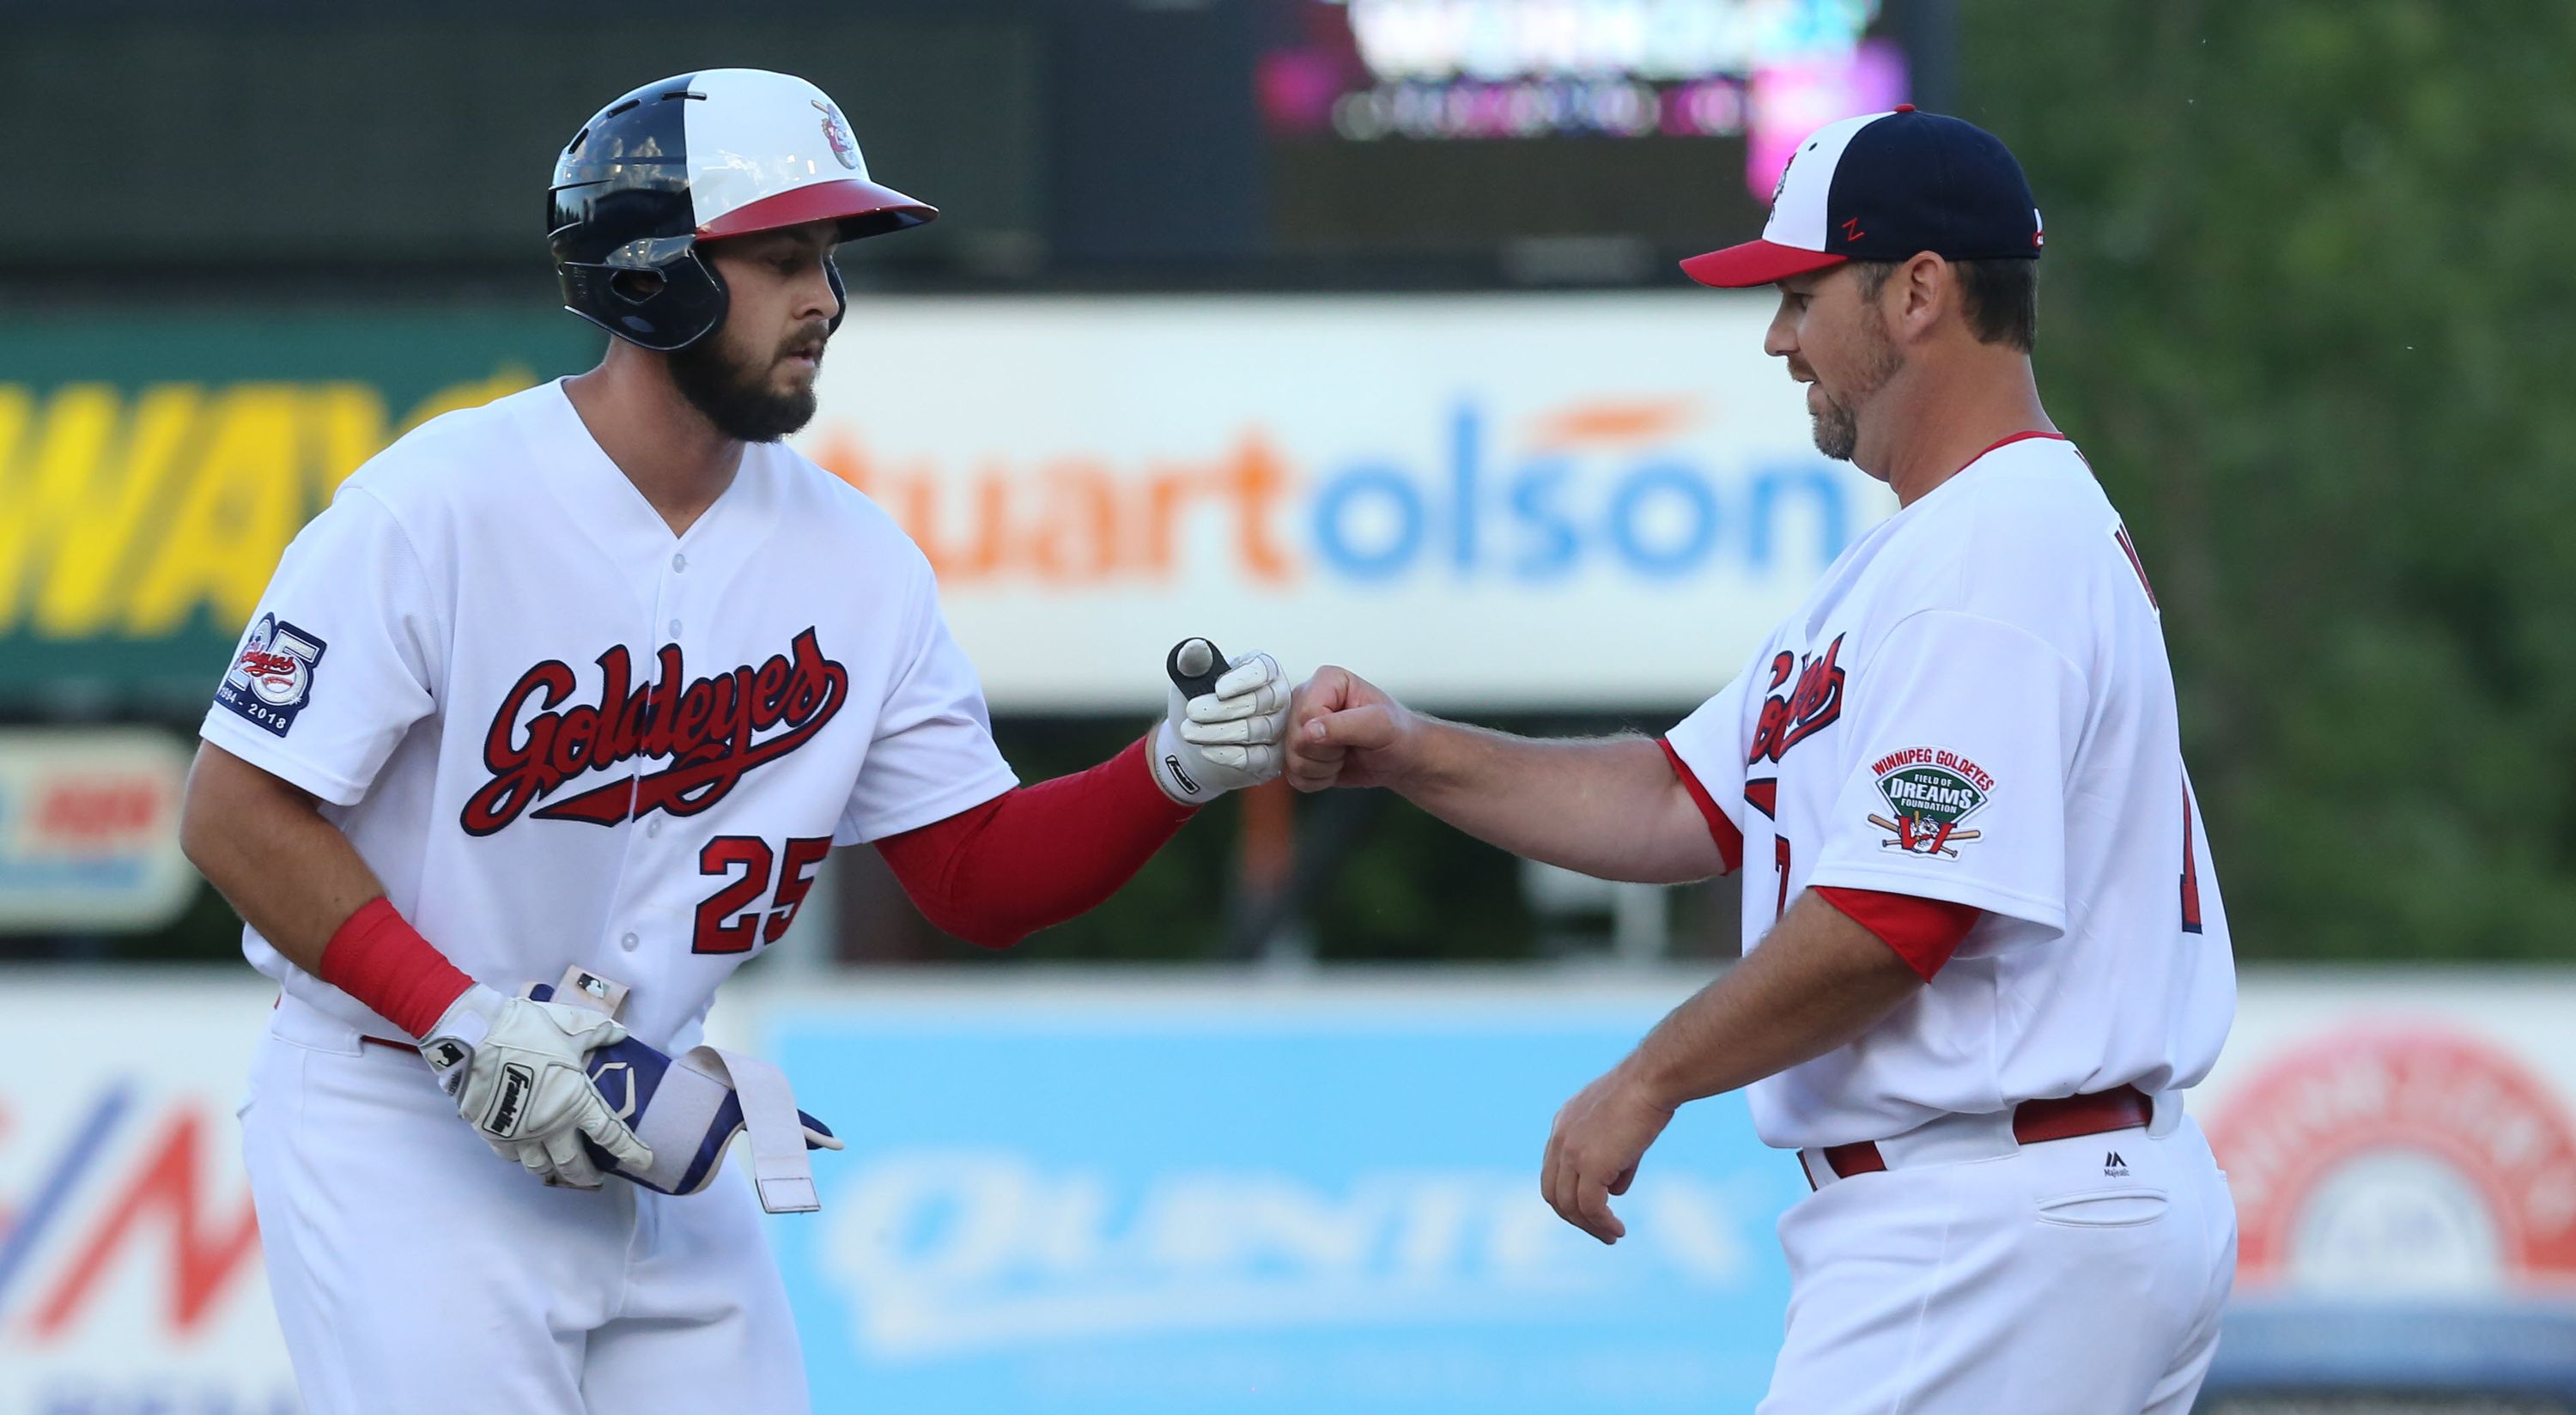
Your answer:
[1961,0,2576,957]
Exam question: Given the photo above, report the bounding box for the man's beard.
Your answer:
[1810,313,1902,462]
[667,330,820,444]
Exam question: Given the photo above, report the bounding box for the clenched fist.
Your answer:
[1285,665,1421,793]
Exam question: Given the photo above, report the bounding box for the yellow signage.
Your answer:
[0,372,530,641]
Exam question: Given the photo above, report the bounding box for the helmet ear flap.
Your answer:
[683,247,732,349]
[556,246,728,352]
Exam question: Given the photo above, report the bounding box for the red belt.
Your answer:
[275,993,422,1057]
[1818,1084,2153,1181]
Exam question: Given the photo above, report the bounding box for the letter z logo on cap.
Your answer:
[216,612,328,738]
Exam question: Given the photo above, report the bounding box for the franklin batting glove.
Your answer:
[1151,638,1288,805]
[422,983,654,1188]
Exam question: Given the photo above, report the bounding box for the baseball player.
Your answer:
[1285,108,2238,1412]
[177,69,1286,1413]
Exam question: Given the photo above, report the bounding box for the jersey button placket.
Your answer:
[656,545,692,650]
[618,930,640,953]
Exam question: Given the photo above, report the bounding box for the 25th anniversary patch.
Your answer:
[1868,747,1993,858]
[216,613,328,737]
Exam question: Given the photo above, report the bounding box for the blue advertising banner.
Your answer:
[764,987,1802,1414]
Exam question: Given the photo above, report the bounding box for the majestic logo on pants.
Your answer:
[1868,748,1993,858]
[461,628,849,835]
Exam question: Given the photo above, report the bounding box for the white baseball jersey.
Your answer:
[1666,433,2235,1151]
[202,380,1018,1048]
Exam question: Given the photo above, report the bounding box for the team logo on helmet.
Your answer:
[215,613,327,738]
[813,100,860,170]
[1868,747,1992,858]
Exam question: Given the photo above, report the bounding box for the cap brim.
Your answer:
[696,178,938,242]
[1680,240,1847,288]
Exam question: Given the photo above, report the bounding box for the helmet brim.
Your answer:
[696,178,938,242]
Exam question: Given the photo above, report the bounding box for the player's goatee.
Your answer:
[667,330,819,444]
[1813,402,1859,461]
[1811,315,1902,463]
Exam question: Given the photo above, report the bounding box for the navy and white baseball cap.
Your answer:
[1683,106,2044,288]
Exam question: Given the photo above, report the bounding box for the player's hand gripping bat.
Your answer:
[1150,637,1290,804]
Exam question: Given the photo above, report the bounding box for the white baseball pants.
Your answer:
[239,996,810,1415]
[1760,1105,2238,1413]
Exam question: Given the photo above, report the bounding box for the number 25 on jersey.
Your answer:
[695,836,830,954]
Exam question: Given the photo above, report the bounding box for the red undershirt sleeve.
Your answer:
[873,735,1197,949]
[1656,738,1743,874]
[1814,885,1983,981]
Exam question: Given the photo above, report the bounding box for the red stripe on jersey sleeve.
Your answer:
[1656,738,1742,874]
[1814,885,1982,981]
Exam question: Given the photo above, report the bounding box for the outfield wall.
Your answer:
[3,968,2571,1414]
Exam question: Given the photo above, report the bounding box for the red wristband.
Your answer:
[316,896,475,1039]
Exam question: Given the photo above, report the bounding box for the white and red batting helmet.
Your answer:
[546,68,933,350]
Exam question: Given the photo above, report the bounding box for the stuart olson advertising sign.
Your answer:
[797,294,1889,711]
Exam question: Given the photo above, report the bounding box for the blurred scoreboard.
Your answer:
[1,0,1922,279]
[1259,0,1916,255]
[0,6,1045,274]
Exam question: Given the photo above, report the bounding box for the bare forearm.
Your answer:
[179,744,386,975]
[1624,891,1925,1105]
[1394,723,1724,884]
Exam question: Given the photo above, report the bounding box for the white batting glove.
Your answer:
[421,983,654,1189]
[1151,639,1288,805]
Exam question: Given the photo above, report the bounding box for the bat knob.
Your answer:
[1166,637,1226,700]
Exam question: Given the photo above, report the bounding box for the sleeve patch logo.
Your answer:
[1868,748,1993,858]
[216,613,327,738]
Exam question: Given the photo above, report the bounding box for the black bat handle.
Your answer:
[1165,638,1228,700]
